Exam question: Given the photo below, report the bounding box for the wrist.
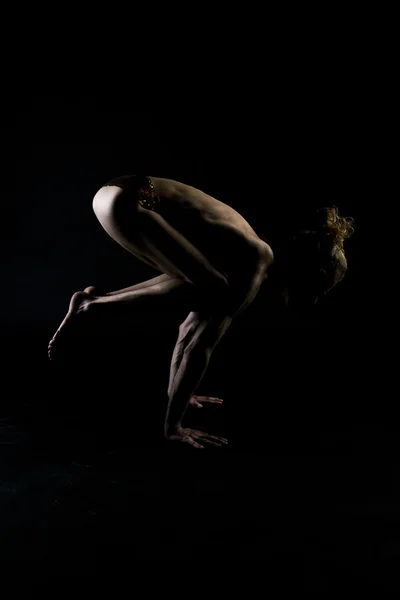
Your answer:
[165,421,182,438]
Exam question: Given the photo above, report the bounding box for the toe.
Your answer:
[84,286,96,295]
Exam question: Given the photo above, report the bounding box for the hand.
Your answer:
[189,395,224,409]
[167,427,228,449]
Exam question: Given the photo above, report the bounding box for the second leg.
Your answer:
[92,184,228,290]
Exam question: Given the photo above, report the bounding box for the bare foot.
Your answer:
[48,291,93,361]
[84,286,98,295]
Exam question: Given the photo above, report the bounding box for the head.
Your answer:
[281,206,354,309]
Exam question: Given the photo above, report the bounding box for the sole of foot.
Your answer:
[48,291,92,361]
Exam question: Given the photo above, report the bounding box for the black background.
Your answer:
[0,94,394,588]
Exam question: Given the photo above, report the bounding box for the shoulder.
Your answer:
[247,239,274,281]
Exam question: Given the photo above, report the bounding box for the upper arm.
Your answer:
[181,267,262,355]
[225,246,271,317]
[179,244,271,352]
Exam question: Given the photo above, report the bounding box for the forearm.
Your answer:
[166,312,232,436]
[167,339,185,398]
[167,351,201,403]
[165,347,211,436]
[167,313,203,399]
[167,310,209,400]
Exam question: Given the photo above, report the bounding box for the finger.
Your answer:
[191,431,229,444]
[194,402,203,409]
[206,435,229,444]
[199,397,223,404]
[190,430,225,441]
[195,437,224,447]
[190,430,209,438]
[189,439,205,449]
[191,430,228,442]
[84,286,97,295]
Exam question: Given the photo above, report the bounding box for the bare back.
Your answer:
[150,177,271,285]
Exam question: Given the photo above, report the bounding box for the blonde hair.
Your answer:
[317,206,354,254]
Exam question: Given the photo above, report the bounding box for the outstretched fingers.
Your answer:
[191,430,228,446]
[190,396,224,409]
[195,437,224,447]
[205,397,224,404]
[189,439,205,449]
[168,428,228,449]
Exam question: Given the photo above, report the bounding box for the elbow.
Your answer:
[219,272,229,289]
[219,271,229,287]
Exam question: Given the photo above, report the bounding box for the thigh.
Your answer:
[92,184,159,268]
[93,179,228,288]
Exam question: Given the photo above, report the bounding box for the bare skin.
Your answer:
[48,177,273,448]
[84,285,223,410]
[149,176,270,288]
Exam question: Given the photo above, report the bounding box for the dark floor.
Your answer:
[1,318,397,590]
